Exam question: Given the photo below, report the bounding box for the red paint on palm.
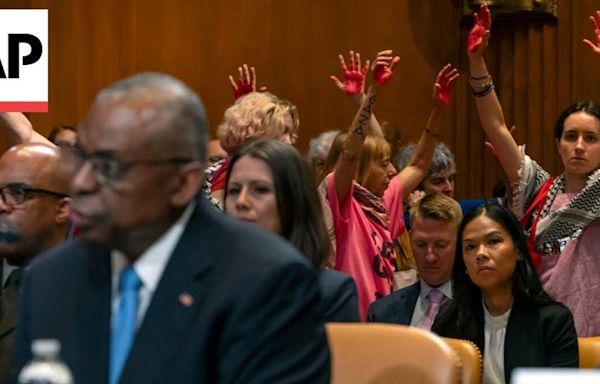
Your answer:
[468,4,491,53]
[373,64,394,87]
[233,81,253,99]
[341,69,365,96]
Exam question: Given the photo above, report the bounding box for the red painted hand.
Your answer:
[467,3,491,53]
[229,64,256,99]
[583,10,600,56]
[433,64,459,106]
[372,50,400,87]
[330,51,370,96]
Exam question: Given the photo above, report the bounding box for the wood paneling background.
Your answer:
[1,0,599,199]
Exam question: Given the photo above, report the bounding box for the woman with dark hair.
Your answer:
[224,139,359,322]
[433,204,578,384]
[467,4,600,336]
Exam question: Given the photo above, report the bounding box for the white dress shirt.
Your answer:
[111,201,196,328]
[409,279,453,327]
[483,302,512,384]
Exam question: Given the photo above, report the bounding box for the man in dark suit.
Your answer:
[13,73,330,383]
[368,194,461,328]
[0,143,71,383]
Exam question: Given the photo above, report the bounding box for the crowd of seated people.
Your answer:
[1,5,600,384]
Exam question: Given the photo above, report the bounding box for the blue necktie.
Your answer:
[109,266,142,384]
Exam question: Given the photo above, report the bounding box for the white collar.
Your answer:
[111,201,196,293]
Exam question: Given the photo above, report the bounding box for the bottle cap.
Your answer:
[31,339,60,358]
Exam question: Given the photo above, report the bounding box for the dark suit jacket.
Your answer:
[319,269,359,322]
[366,281,420,324]
[433,301,578,384]
[0,265,18,384]
[13,199,330,384]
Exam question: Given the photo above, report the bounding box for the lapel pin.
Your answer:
[179,293,194,307]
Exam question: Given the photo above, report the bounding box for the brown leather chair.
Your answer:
[326,323,461,384]
[578,337,600,368]
[443,338,483,384]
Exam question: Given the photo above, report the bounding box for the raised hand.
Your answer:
[372,50,400,87]
[228,64,265,100]
[433,64,460,106]
[467,3,491,54]
[330,51,370,97]
[583,10,600,56]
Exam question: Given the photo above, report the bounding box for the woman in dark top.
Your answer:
[224,139,359,322]
[433,204,578,384]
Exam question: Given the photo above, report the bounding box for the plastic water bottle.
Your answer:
[18,339,73,384]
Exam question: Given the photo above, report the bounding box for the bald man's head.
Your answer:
[0,143,72,266]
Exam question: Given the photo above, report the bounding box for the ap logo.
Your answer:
[0,9,47,112]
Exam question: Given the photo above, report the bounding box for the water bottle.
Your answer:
[18,339,73,384]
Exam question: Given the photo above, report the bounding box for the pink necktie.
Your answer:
[421,288,445,331]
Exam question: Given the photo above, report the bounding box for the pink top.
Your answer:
[537,193,600,337]
[325,173,405,320]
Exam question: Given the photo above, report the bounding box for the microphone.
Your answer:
[0,220,20,244]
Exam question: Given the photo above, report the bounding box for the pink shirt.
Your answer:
[537,193,600,337]
[325,173,405,320]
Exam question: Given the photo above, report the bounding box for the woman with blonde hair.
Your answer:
[324,49,458,319]
[204,67,299,209]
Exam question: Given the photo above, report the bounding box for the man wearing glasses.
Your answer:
[13,73,329,384]
[0,143,71,383]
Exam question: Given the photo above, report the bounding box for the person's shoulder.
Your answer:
[535,301,574,322]
[193,197,310,268]
[319,269,355,294]
[27,238,96,273]
[370,281,419,310]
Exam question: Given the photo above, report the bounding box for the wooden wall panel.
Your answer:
[0,0,599,200]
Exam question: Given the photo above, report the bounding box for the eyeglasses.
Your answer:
[0,183,69,207]
[71,146,195,184]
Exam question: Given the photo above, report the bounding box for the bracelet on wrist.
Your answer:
[469,74,491,81]
[472,83,494,97]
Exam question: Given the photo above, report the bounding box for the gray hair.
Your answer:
[307,130,338,163]
[394,142,456,177]
[95,72,208,161]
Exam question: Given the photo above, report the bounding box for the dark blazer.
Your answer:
[366,281,420,324]
[319,269,359,322]
[433,301,578,384]
[0,266,18,384]
[13,199,330,384]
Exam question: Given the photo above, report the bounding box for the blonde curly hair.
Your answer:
[217,92,299,154]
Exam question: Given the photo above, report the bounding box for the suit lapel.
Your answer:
[0,289,18,338]
[76,242,112,384]
[0,267,21,337]
[120,203,214,383]
[393,282,420,324]
[504,306,531,384]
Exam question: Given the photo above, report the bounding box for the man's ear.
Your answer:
[55,197,72,224]
[169,162,204,207]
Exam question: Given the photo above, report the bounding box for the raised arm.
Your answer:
[330,51,394,137]
[0,112,52,146]
[468,3,522,185]
[583,10,600,56]
[228,64,266,100]
[333,50,399,201]
[396,64,459,199]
